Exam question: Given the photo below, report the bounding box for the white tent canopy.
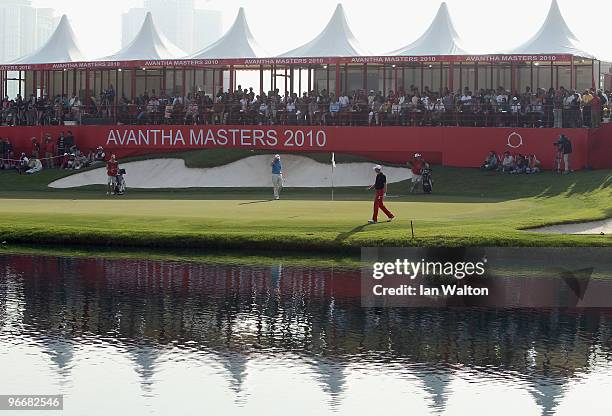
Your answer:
[11,15,85,64]
[279,3,370,58]
[509,0,595,58]
[98,12,185,61]
[188,8,267,59]
[388,2,468,56]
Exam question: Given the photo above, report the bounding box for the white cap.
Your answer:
[414,153,421,158]
[373,165,382,171]
[274,154,280,159]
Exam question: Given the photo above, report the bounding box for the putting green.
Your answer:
[0,160,610,251]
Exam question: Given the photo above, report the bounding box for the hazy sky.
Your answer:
[30,0,612,60]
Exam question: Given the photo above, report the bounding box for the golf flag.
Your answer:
[331,152,336,168]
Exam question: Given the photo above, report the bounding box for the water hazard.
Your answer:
[0,252,611,415]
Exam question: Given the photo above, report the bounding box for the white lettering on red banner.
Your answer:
[105,128,327,149]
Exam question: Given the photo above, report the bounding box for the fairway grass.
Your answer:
[0,161,610,252]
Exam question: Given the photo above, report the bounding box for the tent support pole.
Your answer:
[284,66,288,94]
[173,68,177,94]
[474,62,478,92]
[382,64,386,95]
[570,59,574,90]
[393,65,397,94]
[298,66,301,95]
[344,63,348,94]
[530,62,534,91]
[85,69,90,107]
[308,65,312,93]
[259,65,263,96]
[182,68,186,97]
[363,63,367,92]
[420,62,424,92]
[448,62,453,92]
[130,69,135,102]
[33,71,37,98]
[335,63,340,98]
[229,65,234,92]
[162,68,166,94]
[598,60,601,89]
[591,59,595,89]
[40,70,45,98]
[510,63,515,94]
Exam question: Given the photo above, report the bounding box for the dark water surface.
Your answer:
[1,253,612,415]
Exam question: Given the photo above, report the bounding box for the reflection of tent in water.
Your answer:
[41,337,74,384]
[416,368,452,413]
[127,344,160,395]
[530,380,565,416]
[218,351,249,396]
[308,357,348,408]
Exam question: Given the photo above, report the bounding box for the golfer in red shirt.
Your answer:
[106,154,119,195]
[368,165,395,224]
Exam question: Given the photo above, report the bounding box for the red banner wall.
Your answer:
[0,125,604,170]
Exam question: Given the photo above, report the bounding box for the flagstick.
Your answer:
[331,152,335,201]
[331,164,334,201]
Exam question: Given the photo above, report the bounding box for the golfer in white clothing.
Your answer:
[271,154,283,200]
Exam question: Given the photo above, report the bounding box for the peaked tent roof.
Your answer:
[509,0,594,58]
[188,8,267,59]
[12,15,85,64]
[279,3,370,57]
[98,12,185,61]
[387,2,468,56]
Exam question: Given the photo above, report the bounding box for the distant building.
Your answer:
[0,0,55,97]
[193,9,222,52]
[121,0,222,54]
[0,0,55,63]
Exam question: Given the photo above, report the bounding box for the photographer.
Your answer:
[554,134,573,174]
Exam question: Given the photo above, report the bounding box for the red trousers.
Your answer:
[373,189,393,221]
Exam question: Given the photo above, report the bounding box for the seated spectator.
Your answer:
[526,154,541,174]
[95,146,106,163]
[500,151,514,173]
[26,158,43,174]
[16,152,29,174]
[480,151,499,171]
[511,154,527,174]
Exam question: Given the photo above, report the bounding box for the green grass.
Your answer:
[0,151,610,252]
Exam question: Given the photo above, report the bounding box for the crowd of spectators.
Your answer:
[0,130,106,174]
[480,150,542,174]
[2,85,611,128]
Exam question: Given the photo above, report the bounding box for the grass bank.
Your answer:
[0,160,610,252]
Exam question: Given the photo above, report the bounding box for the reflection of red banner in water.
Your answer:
[2,124,611,169]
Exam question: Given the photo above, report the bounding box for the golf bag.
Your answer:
[115,169,126,195]
[422,167,433,194]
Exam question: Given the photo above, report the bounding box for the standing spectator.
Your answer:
[555,134,573,174]
[65,130,75,153]
[44,134,55,168]
[106,154,119,196]
[591,92,602,128]
[31,137,40,159]
[409,153,428,193]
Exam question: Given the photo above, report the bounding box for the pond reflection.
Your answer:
[0,253,611,415]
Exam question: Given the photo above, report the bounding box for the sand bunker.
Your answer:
[49,154,413,189]
[530,218,611,235]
